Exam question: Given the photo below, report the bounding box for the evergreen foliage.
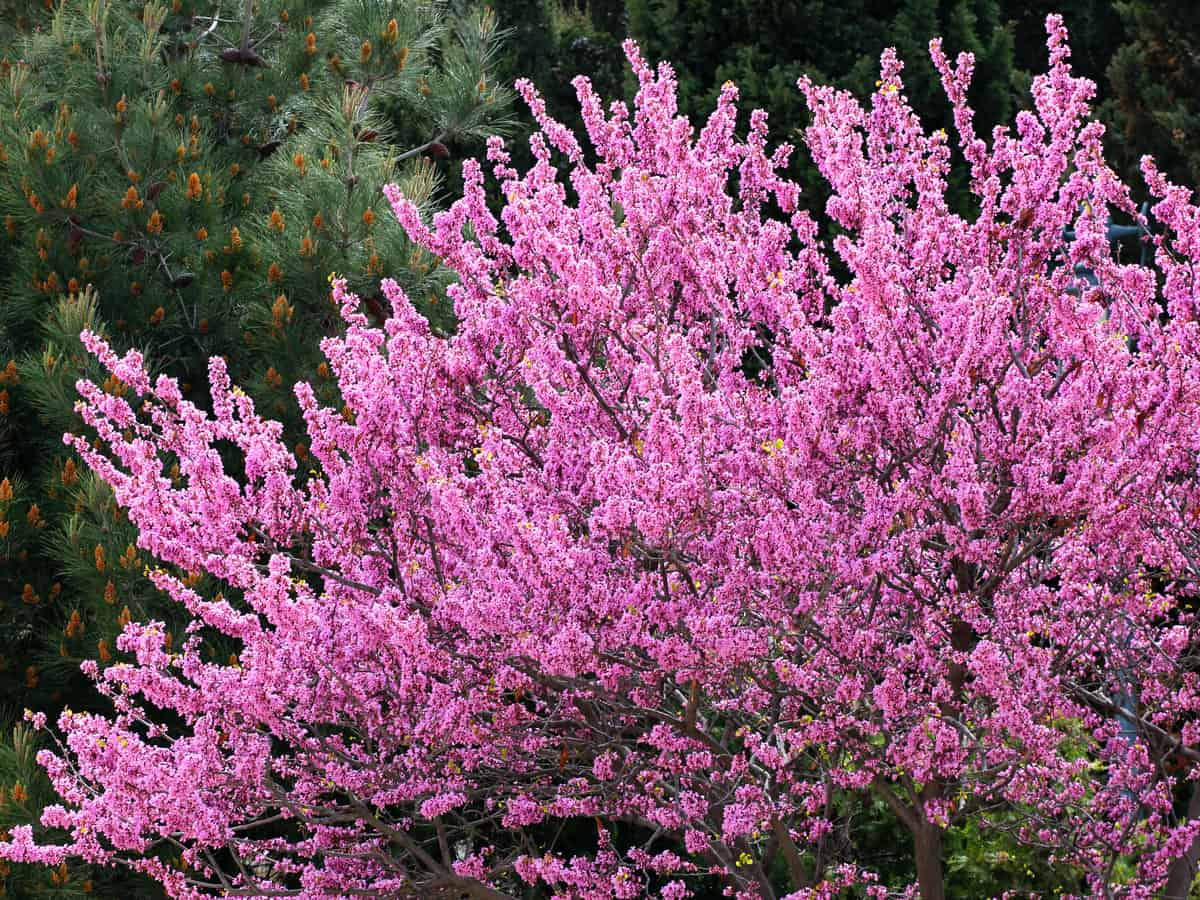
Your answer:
[1102,0,1200,190]
[0,0,510,893]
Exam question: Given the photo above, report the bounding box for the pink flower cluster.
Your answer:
[9,15,1200,900]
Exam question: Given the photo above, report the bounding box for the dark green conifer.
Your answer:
[0,0,510,892]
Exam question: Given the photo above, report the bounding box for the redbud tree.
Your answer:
[7,14,1200,900]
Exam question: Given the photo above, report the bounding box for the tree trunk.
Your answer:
[913,824,945,900]
[1164,779,1200,899]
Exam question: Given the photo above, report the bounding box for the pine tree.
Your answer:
[1101,0,1200,193]
[0,0,510,893]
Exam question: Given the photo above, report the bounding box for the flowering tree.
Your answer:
[6,14,1200,900]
